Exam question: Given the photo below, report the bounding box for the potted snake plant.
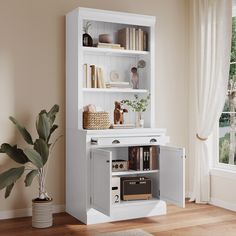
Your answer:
[0,104,60,228]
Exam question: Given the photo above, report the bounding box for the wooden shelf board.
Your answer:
[82,46,149,56]
[82,88,148,93]
[112,170,159,176]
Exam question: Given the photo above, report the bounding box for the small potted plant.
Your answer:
[83,21,93,47]
[0,104,60,228]
[122,94,150,128]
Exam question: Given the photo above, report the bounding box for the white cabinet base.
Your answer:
[86,200,166,225]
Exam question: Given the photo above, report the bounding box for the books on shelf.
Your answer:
[118,27,148,51]
[96,43,124,50]
[128,146,158,171]
[83,64,106,88]
[110,124,135,129]
[106,81,132,89]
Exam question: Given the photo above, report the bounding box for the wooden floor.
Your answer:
[1,201,236,236]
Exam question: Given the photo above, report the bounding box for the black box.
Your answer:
[121,176,152,201]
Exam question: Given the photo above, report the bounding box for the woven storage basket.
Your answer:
[83,111,110,129]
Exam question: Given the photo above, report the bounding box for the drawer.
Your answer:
[90,135,169,146]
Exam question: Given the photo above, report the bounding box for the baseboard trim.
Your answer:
[210,198,236,212]
[0,204,65,220]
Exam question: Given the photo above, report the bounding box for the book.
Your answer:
[143,31,148,51]
[90,65,97,88]
[143,146,150,170]
[129,28,133,50]
[117,28,129,50]
[128,147,140,171]
[96,42,124,50]
[110,124,135,129]
[140,147,143,171]
[97,67,106,88]
[150,146,158,170]
[132,28,136,50]
[83,64,87,88]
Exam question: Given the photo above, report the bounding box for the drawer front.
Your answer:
[90,135,169,146]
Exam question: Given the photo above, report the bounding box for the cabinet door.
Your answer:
[160,146,185,208]
[91,149,112,216]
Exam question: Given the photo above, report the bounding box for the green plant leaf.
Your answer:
[34,139,49,165]
[47,104,59,125]
[1,143,29,164]
[23,149,43,168]
[0,167,25,190]
[47,124,58,142]
[36,113,51,141]
[5,183,14,198]
[24,170,38,187]
[9,116,33,145]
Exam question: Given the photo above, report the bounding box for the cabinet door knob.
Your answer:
[91,138,98,145]
[150,138,157,143]
[112,139,120,144]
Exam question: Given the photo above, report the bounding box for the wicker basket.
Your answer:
[83,111,110,130]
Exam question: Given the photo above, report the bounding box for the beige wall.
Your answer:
[0,0,189,212]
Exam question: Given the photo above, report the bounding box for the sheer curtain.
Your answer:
[189,0,232,203]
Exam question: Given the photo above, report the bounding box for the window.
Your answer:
[218,16,236,168]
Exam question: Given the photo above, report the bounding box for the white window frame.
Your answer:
[213,2,236,174]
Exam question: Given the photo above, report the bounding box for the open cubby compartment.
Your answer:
[83,53,150,89]
[83,92,152,127]
[82,20,151,50]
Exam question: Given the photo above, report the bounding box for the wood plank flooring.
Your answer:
[1,201,236,236]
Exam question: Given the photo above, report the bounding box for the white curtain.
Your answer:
[189,0,232,203]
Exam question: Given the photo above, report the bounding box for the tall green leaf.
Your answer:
[47,104,59,120]
[1,143,29,164]
[9,116,33,145]
[0,167,25,190]
[34,139,49,165]
[5,183,14,198]
[23,149,43,168]
[24,170,38,187]
[47,124,58,142]
[36,113,51,141]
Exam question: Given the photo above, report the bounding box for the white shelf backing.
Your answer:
[112,169,159,176]
[83,88,148,93]
[83,46,149,56]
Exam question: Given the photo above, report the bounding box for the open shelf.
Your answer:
[112,169,159,176]
[83,88,148,93]
[82,46,149,56]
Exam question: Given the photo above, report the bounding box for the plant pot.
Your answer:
[32,199,53,228]
[135,112,144,128]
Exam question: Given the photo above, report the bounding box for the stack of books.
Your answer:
[128,146,158,171]
[117,27,148,51]
[106,81,132,89]
[83,64,106,88]
[96,43,124,50]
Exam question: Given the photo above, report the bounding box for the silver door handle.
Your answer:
[112,139,120,144]
[150,138,157,143]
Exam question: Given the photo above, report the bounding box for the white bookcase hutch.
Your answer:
[66,7,185,225]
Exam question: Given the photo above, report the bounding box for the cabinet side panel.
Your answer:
[66,129,87,223]
[66,10,78,130]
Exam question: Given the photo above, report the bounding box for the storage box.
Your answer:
[83,111,110,129]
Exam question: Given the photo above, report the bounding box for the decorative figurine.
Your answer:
[83,21,93,47]
[114,101,128,124]
[130,60,146,89]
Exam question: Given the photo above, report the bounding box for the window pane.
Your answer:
[219,113,236,165]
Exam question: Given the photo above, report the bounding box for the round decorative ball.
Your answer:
[99,34,112,43]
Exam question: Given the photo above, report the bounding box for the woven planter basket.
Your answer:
[83,111,110,129]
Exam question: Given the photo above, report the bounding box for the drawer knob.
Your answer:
[112,139,120,144]
[150,138,157,143]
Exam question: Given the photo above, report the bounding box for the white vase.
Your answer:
[32,199,53,228]
[135,112,144,128]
